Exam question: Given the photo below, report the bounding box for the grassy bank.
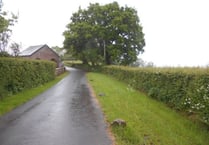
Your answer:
[87,72,209,145]
[102,66,209,124]
[0,72,69,116]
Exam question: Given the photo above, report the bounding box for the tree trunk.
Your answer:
[105,52,112,65]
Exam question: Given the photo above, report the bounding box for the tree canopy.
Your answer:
[63,2,145,65]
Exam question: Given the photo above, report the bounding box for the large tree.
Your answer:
[63,2,145,65]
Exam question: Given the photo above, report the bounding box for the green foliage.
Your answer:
[51,46,66,59]
[0,58,55,99]
[102,66,209,125]
[10,42,21,56]
[0,71,69,116]
[0,0,18,51]
[63,2,145,65]
[87,72,209,145]
[0,51,10,57]
[0,0,8,33]
[0,14,8,33]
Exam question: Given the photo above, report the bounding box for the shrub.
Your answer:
[102,65,209,125]
[0,57,55,98]
[0,51,11,57]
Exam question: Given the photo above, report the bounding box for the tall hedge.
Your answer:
[0,57,56,98]
[102,66,209,125]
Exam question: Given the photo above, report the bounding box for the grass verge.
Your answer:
[0,72,69,116]
[87,72,209,145]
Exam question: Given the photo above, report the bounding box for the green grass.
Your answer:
[0,72,69,116]
[87,72,209,145]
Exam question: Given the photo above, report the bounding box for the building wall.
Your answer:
[24,46,61,67]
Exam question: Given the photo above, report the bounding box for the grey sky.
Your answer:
[3,0,209,66]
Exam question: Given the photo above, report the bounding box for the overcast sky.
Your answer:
[3,0,209,66]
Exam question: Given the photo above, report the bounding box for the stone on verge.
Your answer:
[111,119,126,127]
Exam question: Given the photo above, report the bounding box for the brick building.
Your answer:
[19,44,62,68]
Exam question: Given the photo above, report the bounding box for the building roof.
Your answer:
[19,44,47,56]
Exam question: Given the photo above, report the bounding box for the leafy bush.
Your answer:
[0,51,11,57]
[102,65,209,125]
[0,57,55,98]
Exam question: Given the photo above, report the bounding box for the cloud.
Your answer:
[3,0,209,66]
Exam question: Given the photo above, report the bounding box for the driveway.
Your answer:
[0,67,112,145]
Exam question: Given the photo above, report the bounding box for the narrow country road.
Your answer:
[0,68,112,145]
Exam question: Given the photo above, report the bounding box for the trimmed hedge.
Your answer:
[0,57,56,98]
[102,66,209,125]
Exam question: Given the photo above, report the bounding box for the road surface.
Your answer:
[0,68,112,145]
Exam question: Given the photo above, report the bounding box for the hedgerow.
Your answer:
[0,57,55,99]
[102,65,209,125]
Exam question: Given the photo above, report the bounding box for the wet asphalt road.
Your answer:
[0,68,111,145]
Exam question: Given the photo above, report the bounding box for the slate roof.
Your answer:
[19,44,46,56]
